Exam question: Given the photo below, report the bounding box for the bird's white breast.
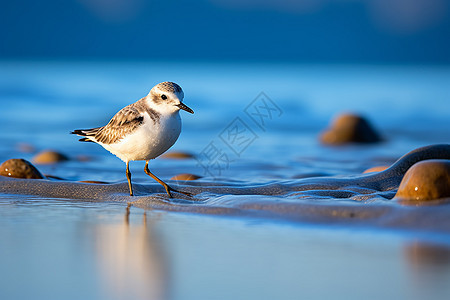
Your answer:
[103,111,182,162]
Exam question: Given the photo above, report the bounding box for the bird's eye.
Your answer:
[161,94,167,100]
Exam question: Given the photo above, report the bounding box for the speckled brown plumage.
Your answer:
[73,97,161,145]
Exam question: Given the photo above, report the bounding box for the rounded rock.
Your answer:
[16,143,36,153]
[0,159,45,179]
[395,159,450,202]
[320,113,382,145]
[32,150,69,164]
[76,155,93,162]
[161,151,195,159]
[363,165,389,173]
[171,173,201,181]
[79,180,109,184]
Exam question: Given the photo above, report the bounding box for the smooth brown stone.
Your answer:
[16,143,36,153]
[363,165,389,173]
[76,155,93,162]
[79,180,109,184]
[32,150,69,164]
[170,173,201,181]
[0,159,44,179]
[160,151,194,159]
[320,113,382,145]
[395,159,450,202]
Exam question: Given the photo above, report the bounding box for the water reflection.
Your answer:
[406,241,450,270]
[93,206,168,300]
[404,241,450,299]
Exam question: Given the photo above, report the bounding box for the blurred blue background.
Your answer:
[1,0,450,63]
[2,3,450,300]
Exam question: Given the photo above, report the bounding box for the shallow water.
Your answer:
[1,62,449,179]
[2,197,450,300]
[1,61,450,299]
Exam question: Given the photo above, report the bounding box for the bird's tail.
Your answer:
[71,127,102,143]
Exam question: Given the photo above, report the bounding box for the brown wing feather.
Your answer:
[94,103,144,144]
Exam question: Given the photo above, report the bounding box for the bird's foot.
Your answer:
[165,185,193,198]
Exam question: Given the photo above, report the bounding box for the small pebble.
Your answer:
[363,165,389,173]
[161,151,195,159]
[0,159,44,179]
[76,155,93,162]
[32,150,69,164]
[171,173,201,181]
[320,113,382,145]
[395,159,450,202]
[16,143,36,153]
[79,180,109,184]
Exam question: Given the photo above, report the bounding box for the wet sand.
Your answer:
[1,144,449,233]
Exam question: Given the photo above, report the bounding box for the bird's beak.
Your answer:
[177,102,194,114]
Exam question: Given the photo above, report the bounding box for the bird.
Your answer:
[71,81,194,197]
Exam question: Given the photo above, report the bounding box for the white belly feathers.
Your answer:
[103,112,182,162]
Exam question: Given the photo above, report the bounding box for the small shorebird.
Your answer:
[72,82,194,197]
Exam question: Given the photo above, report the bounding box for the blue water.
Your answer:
[1,62,449,180]
[0,61,450,299]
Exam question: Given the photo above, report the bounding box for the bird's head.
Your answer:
[148,82,194,115]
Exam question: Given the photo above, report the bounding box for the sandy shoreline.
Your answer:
[1,144,449,234]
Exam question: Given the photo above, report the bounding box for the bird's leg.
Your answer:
[126,161,134,196]
[144,161,192,198]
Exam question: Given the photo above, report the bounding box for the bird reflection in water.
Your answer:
[93,204,169,300]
